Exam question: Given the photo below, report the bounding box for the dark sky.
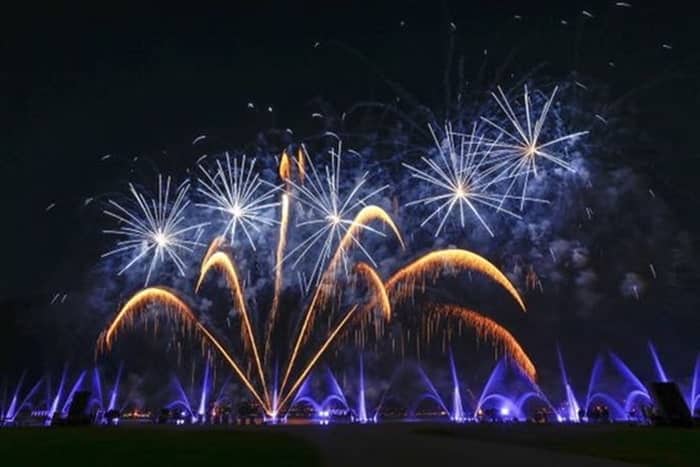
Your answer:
[2,1,700,397]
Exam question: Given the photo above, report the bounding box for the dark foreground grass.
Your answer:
[0,426,321,467]
[416,423,700,467]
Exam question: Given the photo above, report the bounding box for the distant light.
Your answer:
[500,407,510,416]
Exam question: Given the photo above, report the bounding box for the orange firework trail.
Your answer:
[278,204,403,395]
[265,192,290,364]
[333,205,405,267]
[277,305,357,412]
[313,205,404,314]
[427,304,536,381]
[296,147,305,183]
[96,287,267,408]
[98,149,535,417]
[200,235,225,276]
[98,287,197,352]
[196,251,269,405]
[280,264,390,411]
[194,322,268,409]
[354,262,392,321]
[279,150,291,182]
[385,249,526,312]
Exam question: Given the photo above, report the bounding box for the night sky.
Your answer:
[2,2,700,401]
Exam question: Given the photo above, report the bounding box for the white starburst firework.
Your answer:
[196,153,281,249]
[285,140,388,291]
[404,123,525,237]
[102,175,207,285]
[480,85,588,210]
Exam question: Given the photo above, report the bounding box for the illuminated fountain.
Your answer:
[648,341,669,383]
[475,360,556,422]
[60,370,87,416]
[448,351,466,422]
[557,346,581,422]
[2,341,697,428]
[408,366,449,419]
[167,360,212,423]
[107,364,123,413]
[86,366,122,420]
[45,368,68,425]
[2,373,42,425]
[584,353,651,421]
[288,367,351,424]
[356,355,369,423]
[689,355,700,416]
[372,362,449,421]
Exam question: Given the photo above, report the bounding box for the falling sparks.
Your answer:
[102,175,206,285]
[197,251,269,406]
[98,287,197,351]
[196,153,280,250]
[96,287,268,409]
[428,304,536,381]
[354,262,392,321]
[386,249,526,312]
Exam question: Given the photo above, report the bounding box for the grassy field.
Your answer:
[2,423,699,466]
[0,426,322,467]
[416,423,700,467]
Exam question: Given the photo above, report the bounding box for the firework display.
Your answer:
[90,74,593,418]
[6,9,700,467]
[10,3,698,443]
[97,145,534,417]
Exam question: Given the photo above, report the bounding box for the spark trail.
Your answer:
[427,304,535,380]
[385,249,526,312]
